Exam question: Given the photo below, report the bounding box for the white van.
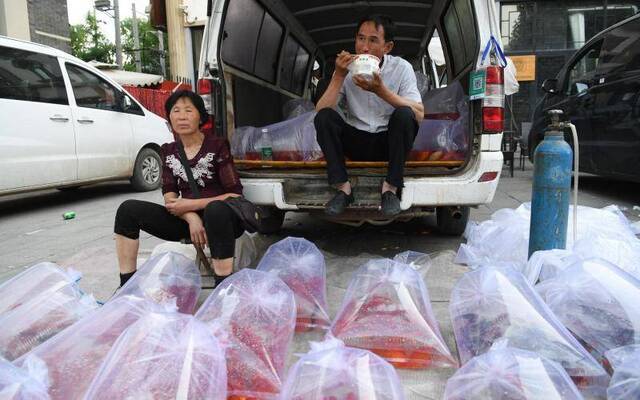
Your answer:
[197,0,506,234]
[0,36,174,195]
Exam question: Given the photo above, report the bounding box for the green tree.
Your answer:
[70,13,115,63]
[120,17,167,75]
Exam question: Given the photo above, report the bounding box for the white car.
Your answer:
[0,35,174,195]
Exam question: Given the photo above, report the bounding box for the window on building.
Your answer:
[65,63,120,111]
[501,2,535,52]
[0,47,68,105]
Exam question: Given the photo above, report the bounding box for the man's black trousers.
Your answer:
[314,106,418,189]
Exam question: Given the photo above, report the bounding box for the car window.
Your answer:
[220,0,263,75]
[427,29,448,88]
[0,46,68,105]
[65,64,120,111]
[254,12,284,83]
[599,18,640,76]
[566,39,603,95]
[280,35,309,95]
[442,0,478,77]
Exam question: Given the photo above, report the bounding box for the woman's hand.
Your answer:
[165,197,197,216]
[185,214,207,247]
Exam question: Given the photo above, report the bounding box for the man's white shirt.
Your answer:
[337,54,421,133]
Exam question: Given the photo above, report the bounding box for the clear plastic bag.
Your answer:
[256,237,330,332]
[196,269,296,399]
[84,312,226,400]
[536,258,640,359]
[113,251,201,314]
[444,346,583,400]
[456,204,640,283]
[280,337,406,400]
[410,82,469,162]
[0,290,98,361]
[331,258,457,369]
[0,355,50,400]
[527,249,577,283]
[0,262,81,316]
[235,112,323,161]
[15,295,169,400]
[605,345,640,400]
[393,250,433,275]
[282,98,316,120]
[450,266,609,394]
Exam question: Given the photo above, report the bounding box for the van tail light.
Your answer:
[482,65,504,133]
[197,78,214,135]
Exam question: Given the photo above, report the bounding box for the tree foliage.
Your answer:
[120,17,167,74]
[70,13,115,63]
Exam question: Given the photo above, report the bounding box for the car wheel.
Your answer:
[257,208,286,234]
[131,148,161,191]
[436,206,470,236]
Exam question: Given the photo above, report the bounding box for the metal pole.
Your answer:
[132,3,141,72]
[114,0,123,68]
[157,30,166,78]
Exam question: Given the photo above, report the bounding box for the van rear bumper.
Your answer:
[240,151,503,210]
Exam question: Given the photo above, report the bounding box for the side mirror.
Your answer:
[118,92,132,111]
[541,78,559,94]
[573,82,589,95]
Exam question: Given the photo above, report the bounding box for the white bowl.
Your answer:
[348,54,380,79]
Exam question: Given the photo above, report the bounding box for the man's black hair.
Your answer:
[164,89,208,127]
[356,14,396,42]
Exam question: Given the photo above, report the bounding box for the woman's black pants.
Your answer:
[114,199,244,259]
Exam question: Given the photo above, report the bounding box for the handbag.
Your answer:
[176,141,267,234]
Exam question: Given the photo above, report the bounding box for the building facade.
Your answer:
[498,0,639,135]
[0,0,70,52]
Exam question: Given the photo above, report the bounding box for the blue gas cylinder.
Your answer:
[528,115,573,258]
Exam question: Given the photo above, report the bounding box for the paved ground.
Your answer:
[1,162,639,398]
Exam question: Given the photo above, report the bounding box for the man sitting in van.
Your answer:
[314,14,424,217]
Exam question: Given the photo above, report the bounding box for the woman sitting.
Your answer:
[114,90,244,287]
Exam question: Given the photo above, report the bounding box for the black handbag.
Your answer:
[176,141,267,234]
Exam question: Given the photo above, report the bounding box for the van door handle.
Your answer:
[77,118,94,124]
[49,115,69,122]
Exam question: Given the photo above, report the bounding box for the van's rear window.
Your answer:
[442,0,478,77]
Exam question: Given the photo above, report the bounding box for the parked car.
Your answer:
[530,14,640,182]
[0,36,174,196]
[196,0,508,234]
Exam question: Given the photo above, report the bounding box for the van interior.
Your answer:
[203,0,482,207]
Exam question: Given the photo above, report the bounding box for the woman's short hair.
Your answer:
[164,89,208,127]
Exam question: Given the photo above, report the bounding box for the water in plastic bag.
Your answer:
[196,269,296,399]
[0,290,98,361]
[256,237,330,332]
[279,337,406,400]
[393,250,432,274]
[113,251,201,314]
[537,258,640,360]
[0,262,81,316]
[444,347,584,400]
[0,355,50,400]
[605,344,640,400]
[235,112,323,162]
[84,312,226,400]
[331,258,457,369]
[15,295,169,400]
[449,266,609,394]
[282,99,315,120]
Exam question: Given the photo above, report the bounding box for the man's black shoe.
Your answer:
[381,191,401,216]
[325,190,354,216]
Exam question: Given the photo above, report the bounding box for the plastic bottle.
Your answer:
[259,128,273,161]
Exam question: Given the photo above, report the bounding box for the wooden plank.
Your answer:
[235,160,464,168]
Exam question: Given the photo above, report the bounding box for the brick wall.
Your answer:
[27,0,70,53]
